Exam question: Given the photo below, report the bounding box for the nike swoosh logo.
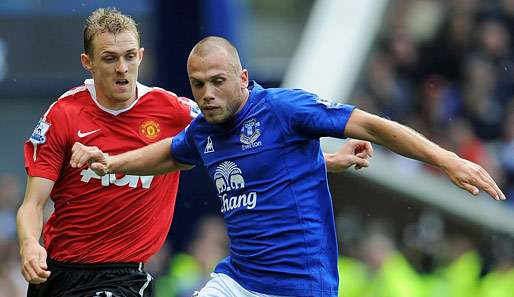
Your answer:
[77,129,101,138]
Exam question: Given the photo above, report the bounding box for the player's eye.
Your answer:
[213,78,224,86]
[103,56,116,63]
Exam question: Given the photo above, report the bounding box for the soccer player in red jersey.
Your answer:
[16,8,197,297]
[16,8,373,297]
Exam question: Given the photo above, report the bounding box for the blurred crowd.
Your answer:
[0,174,27,297]
[2,0,514,296]
[146,208,514,297]
[334,208,514,297]
[353,0,514,203]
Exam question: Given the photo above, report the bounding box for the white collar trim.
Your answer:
[84,79,152,116]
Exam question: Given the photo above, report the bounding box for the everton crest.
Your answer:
[240,119,262,150]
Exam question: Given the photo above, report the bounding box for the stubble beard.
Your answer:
[204,95,243,124]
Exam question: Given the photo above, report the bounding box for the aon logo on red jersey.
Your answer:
[80,168,154,189]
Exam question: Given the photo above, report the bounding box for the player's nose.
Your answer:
[116,59,128,73]
[202,85,216,102]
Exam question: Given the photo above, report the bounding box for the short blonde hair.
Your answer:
[83,8,140,57]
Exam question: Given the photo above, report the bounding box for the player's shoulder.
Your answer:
[43,84,91,118]
[58,84,89,100]
[248,81,313,104]
[258,84,317,112]
[148,86,196,106]
[185,111,205,131]
[146,86,178,99]
[270,87,316,101]
[148,86,184,103]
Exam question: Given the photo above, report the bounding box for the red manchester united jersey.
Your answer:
[24,79,198,263]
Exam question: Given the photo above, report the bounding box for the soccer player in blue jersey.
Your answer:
[70,36,505,297]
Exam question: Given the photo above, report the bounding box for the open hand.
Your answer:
[443,154,506,201]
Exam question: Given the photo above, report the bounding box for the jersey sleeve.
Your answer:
[268,89,355,139]
[170,125,201,166]
[177,96,201,120]
[24,102,70,181]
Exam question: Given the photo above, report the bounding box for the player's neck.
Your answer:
[234,89,250,115]
[95,88,138,111]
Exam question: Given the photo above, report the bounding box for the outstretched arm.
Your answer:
[70,137,193,176]
[324,139,373,172]
[344,109,505,200]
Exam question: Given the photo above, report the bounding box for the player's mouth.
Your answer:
[115,79,130,91]
[202,105,220,112]
[115,79,129,86]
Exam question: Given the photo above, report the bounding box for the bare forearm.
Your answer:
[109,148,174,175]
[345,110,505,200]
[370,119,455,168]
[346,110,454,169]
[17,205,44,246]
[109,139,172,175]
[108,138,189,175]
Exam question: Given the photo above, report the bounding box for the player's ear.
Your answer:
[81,53,93,72]
[240,69,249,89]
[138,47,144,63]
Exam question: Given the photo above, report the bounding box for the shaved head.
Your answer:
[188,36,242,74]
[186,36,249,124]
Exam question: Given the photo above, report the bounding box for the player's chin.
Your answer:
[112,91,134,102]
[204,117,221,124]
[204,113,227,124]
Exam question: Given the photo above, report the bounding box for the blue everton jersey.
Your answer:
[171,81,355,296]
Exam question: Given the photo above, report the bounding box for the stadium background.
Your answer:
[1,0,514,296]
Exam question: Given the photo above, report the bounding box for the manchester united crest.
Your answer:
[140,120,160,140]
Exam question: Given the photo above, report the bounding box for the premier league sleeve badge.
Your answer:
[30,119,51,144]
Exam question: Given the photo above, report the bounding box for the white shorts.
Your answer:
[193,273,287,297]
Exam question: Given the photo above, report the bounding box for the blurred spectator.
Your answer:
[0,174,25,297]
[404,0,445,43]
[402,210,445,271]
[359,227,424,297]
[480,236,514,297]
[417,75,461,136]
[386,28,421,83]
[461,56,503,140]
[146,241,173,278]
[0,174,22,241]
[418,9,475,84]
[500,0,514,48]
[360,231,397,272]
[0,240,26,297]
[476,18,510,62]
[498,100,514,204]
[435,236,482,297]
[358,50,413,121]
[155,215,228,297]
